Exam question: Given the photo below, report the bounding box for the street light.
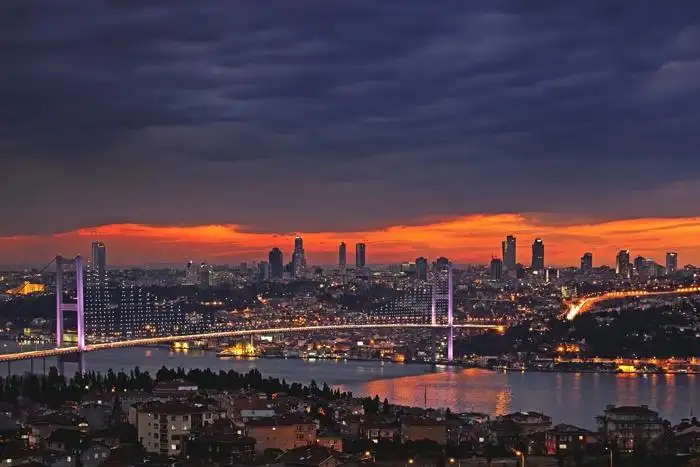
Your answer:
[605,446,613,467]
[514,450,525,467]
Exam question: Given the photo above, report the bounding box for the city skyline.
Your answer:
[0,214,696,268]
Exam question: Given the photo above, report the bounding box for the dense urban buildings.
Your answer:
[531,238,545,271]
[501,235,516,270]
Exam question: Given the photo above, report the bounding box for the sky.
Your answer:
[2,1,700,266]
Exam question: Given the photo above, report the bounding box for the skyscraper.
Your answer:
[415,257,428,281]
[580,252,593,273]
[85,241,112,337]
[355,243,366,268]
[269,247,283,279]
[293,236,306,277]
[531,238,545,271]
[490,258,503,280]
[666,252,678,275]
[92,241,106,272]
[616,250,631,277]
[339,242,347,274]
[502,235,516,270]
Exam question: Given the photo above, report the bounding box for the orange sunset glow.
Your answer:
[2,214,700,266]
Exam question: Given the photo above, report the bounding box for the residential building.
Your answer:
[596,405,666,452]
[130,401,223,457]
[545,424,597,456]
[246,416,316,454]
[401,418,447,444]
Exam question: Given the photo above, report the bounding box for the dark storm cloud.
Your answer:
[2,0,700,235]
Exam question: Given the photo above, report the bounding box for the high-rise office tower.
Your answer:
[531,238,545,271]
[502,235,516,270]
[355,243,366,268]
[666,252,678,275]
[269,247,283,279]
[293,236,306,277]
[616,250,631,277]
[490,258,503,280]
[415,257,428,281]
[339,242,347,274]
[85,241,113,337]
[581,252,593,273]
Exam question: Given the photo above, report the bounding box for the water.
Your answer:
[3,345,698,429]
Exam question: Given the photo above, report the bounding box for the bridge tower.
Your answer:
[431,258,454,363]
[55,256,86,351]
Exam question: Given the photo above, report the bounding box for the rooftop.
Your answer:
[277,445,338,467]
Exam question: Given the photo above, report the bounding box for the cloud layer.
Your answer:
[2,1,700,243]
[2,215,700,267]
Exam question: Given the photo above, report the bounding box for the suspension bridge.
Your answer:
[0,256,505,369]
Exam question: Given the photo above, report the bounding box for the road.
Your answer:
[565,286,700,320]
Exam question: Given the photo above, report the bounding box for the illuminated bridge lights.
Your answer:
[0,322,504,363]
[565,286,700,321]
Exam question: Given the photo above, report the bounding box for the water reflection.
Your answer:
[0,344,697,429]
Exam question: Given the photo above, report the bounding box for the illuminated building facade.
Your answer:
[85,241,114,338]
[118,284,184,338]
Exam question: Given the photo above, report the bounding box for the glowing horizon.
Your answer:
[1,213,700,267]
